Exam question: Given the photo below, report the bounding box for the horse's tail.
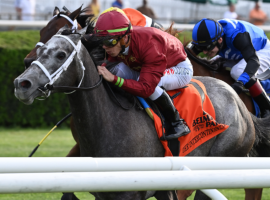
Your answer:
[250,114,270,157]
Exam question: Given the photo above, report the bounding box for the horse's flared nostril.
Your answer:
[19,80,32,89]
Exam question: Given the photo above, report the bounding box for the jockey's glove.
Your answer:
[231,81,244,95]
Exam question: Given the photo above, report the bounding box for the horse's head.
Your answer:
[24,6,92,68]
[15,26,87,105]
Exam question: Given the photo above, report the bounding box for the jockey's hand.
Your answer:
[97,65,114,82]
[231,81,244,95]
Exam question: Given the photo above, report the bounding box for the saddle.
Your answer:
[139,79,229,156]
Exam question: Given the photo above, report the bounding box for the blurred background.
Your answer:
[1,0,270,25]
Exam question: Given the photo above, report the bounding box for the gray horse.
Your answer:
[14,27,270,200]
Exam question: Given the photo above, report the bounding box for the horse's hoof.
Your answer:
[61,193,80,200]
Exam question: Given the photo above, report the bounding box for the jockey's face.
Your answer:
[203,37,223,58]
[102,35,128,57]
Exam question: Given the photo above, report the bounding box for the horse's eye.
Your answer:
[57,52,66,60]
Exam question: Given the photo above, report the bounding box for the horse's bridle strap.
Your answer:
[35,14,78,48]
[32,61,52,81]
[55,35,81,52]
[36,42,45,48]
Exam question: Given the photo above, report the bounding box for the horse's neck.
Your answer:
[67,50,113,130]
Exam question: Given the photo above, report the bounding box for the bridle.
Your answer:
[35,14,79,48]
[31,34,102,99]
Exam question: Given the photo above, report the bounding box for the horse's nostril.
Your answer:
[19,80,32,89]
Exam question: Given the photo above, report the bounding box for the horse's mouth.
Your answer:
[14,88,41,105]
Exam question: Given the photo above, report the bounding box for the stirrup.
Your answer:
[160,124,190,141]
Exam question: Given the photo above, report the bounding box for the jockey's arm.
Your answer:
[233,32,260,85]
[111,59,166,98]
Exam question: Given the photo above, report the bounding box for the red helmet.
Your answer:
[94,7,132,37]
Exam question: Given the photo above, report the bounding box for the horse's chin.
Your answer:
[19,98,34,105]
[14,89,39,105]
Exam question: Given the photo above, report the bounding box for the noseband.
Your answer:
[31,34,102,99]
[35,14,78,48]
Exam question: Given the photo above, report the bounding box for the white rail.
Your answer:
[0,20,47,28]
[0,170,269,193]
[0,157,270,173]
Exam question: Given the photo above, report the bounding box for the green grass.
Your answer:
[0,30,39,50]
[1,128,270,199]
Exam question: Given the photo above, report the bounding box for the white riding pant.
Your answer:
[109,58,193,100]
[231,40,270,81]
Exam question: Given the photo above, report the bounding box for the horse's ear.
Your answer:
[77,26,87,35]
[69,5,83,21]
[53,7,60,16]
[56,24,69,35]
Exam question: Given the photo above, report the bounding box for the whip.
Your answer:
[28,113,72,157]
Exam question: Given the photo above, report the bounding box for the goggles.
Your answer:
[102,38,120,47]
[193,41,217,52]
[100,23,131,48]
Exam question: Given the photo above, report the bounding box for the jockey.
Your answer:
[191,18,270,118]
[95,7,193,139]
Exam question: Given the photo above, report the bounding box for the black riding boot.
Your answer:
[153,90,190,140]
[245,78,270,118]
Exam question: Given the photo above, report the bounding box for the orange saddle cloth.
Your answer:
[152,79,229,156]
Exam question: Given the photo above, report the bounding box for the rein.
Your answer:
[42,77,103,91]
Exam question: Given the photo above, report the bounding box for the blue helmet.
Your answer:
[192,18,224,51]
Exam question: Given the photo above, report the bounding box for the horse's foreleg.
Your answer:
[245,189,263,200]
[66,116,81,157]
[70,116,79,143]
[176,190,194,200]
